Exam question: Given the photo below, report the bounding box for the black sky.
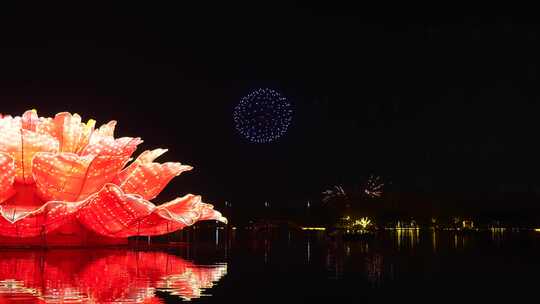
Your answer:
[1,4,540,210]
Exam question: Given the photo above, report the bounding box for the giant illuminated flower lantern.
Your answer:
[0,110,226,246]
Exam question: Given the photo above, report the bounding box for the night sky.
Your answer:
[2,4,540,213]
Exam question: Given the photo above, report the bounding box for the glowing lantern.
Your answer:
[0,110,226,246]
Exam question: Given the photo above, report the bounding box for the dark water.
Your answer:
[1,228,540,303]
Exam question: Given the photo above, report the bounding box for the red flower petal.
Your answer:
[0,152,15,203]
[112,194,227,237]
[0,199,81,237]
[80,136,142,157]
[36,116,59,138]
[114,148,168,183]
[77,183,154,236]
[53,112,96,154]
[0,182,226,239]
[21,109,39,131]
[33,152,130,202]
[120,162,192,200]
[93,120,117,138]
[0,121,59,184]
[113,149,192,200]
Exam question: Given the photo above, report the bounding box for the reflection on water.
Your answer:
[2,228,540,302]
[431,229,437,252]
[324,239,395,286]
[490,227,506,247]
[306,239,310,263]
[311,227,540,298]
[365,253,384,286]
[0,249,227,303]
[392,228,420,249]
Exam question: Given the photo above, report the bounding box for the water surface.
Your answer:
[1,229,539,302]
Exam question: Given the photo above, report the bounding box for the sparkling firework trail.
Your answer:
[322,185,346,203]
[364,174,384,198]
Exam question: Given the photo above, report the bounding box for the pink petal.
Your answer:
[114,148,168,183]
[0,114,20,129]
[77,183,154,237]
[33,152,130,202]
[113,149,192,200]
[111,194,227,237]
[0,200,81,237]
[21,109,39,131]
[80,136,142,157]
[119,162,192,200]
[0,152,15,203]
[53,112,96,154]
[159,195,227,223]
[83,120,117,151]
[22,109,60,138]
[0,126,59,184]
[0,184,226,238]
[94,120,117,138]
[35,116,59,139]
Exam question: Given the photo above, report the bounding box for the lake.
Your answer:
[1,228,539,303]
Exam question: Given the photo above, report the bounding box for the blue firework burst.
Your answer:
[233,88,293,143]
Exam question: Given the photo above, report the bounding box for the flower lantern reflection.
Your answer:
[0,110,226,246]
[0,250,227,302]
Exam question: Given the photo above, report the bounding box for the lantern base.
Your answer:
[0,220,127,248]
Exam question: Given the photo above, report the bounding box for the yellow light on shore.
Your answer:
[534,228,540,232]
[301,227,326,231]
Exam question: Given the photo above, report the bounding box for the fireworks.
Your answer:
[322,185,346,203]
[233,88,293,143]
[364,174,384,198]
[354,217,372,229]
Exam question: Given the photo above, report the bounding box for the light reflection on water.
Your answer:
[392,228,420,249]
[2,228,540,302]
[0,249,227,303]
[307,227,540,294]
